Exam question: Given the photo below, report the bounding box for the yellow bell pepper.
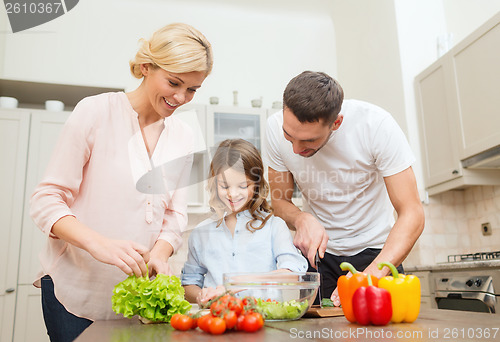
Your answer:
[377,262,420,323]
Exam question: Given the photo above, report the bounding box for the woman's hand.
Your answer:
[51,216,150,277]
[85,236,150,277]
[147,239,174,277]
[147,256,172,277]
[196,285,226,306]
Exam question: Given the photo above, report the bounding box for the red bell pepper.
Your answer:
[338,262,378,323]
[352,274,392,326]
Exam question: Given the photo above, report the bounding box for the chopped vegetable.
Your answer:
[321,298,334,307]
[256,298,309,320]
[111,274,191,323]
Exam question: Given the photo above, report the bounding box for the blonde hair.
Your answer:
[208,139,273,232]
[130,22,213,78]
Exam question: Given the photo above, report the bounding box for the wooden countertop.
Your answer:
[75,308,499,342]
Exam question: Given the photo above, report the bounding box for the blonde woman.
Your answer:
[181,139,307,304]
[30,23,213,341]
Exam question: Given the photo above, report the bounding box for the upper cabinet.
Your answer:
[207,106,267,152]
[416,12,500,195]
[451,17,500,159]
[174,105,268,212]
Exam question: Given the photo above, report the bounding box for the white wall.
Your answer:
[327,0,407,136]
[443,0,500,45]
[0,0,336,109]
[393,0,448,198]
[0,6,8,76]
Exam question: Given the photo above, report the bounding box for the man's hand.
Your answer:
[293,212,329,266]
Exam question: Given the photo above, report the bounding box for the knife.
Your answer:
[315,250,323,308]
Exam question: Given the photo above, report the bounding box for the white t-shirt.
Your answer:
[264,99,415,256]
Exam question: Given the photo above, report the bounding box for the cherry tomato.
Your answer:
[236,313,246,331]
[242,296,257,307]
[219,294,232,305]
[210,302,225,316]
[208,316,226,335]
[223,310,237,330]
[197,314,213,333]
[242,312,264,333]
[170,314,194,331]
[170,313,180,327]
[228,298,243,316]
[188,314,198,329]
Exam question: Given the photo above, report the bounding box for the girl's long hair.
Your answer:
[207,139,272,232]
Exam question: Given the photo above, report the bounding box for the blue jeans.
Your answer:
[40,276,93,342]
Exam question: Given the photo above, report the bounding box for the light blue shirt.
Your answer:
[181,210,308,289]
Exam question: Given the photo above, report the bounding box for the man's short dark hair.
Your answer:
[283,71,344,125]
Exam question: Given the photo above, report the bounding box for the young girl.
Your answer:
[181,139,307,304]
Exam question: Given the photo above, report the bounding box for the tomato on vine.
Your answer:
[223,310,238,330]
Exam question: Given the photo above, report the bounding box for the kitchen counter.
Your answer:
[75,308,500,342]
[406,260,500,272]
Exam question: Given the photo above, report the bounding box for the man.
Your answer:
[264,71,424,305]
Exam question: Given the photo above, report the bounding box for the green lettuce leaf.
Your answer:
[256,298,309,320]
[112,274,191,323]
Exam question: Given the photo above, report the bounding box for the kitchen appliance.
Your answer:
[462,145,500,169]
[433,251,500,314]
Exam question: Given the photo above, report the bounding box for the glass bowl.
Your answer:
[223,272,319,321]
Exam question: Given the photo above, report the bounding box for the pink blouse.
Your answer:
[30,92,193,320]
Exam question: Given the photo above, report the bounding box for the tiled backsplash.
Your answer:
[405,185,500,267]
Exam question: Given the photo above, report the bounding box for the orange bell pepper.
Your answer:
[338,262,378,323]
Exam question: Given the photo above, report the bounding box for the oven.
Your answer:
[432,251,500,314]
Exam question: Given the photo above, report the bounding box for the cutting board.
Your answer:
[303,305,344,318]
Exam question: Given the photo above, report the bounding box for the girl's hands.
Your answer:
[85,236,150,277]
[196,285,226,306]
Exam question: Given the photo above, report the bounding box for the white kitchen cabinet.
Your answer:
[451,13,500,159]
[406,270,434,310]
[207,105,267,153]
[415,55,463,188]
[13,286,47,342]
[0,111,30,342]
[415,12,500,195]
[0,108,67,342]
[178,105,268,213]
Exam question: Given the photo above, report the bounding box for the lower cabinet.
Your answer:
[406,270,433,309]
[0,109,68,341]
[13,286,48,342]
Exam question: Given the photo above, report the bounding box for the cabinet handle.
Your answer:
[452,170,459,175]
[5,288,15,293]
